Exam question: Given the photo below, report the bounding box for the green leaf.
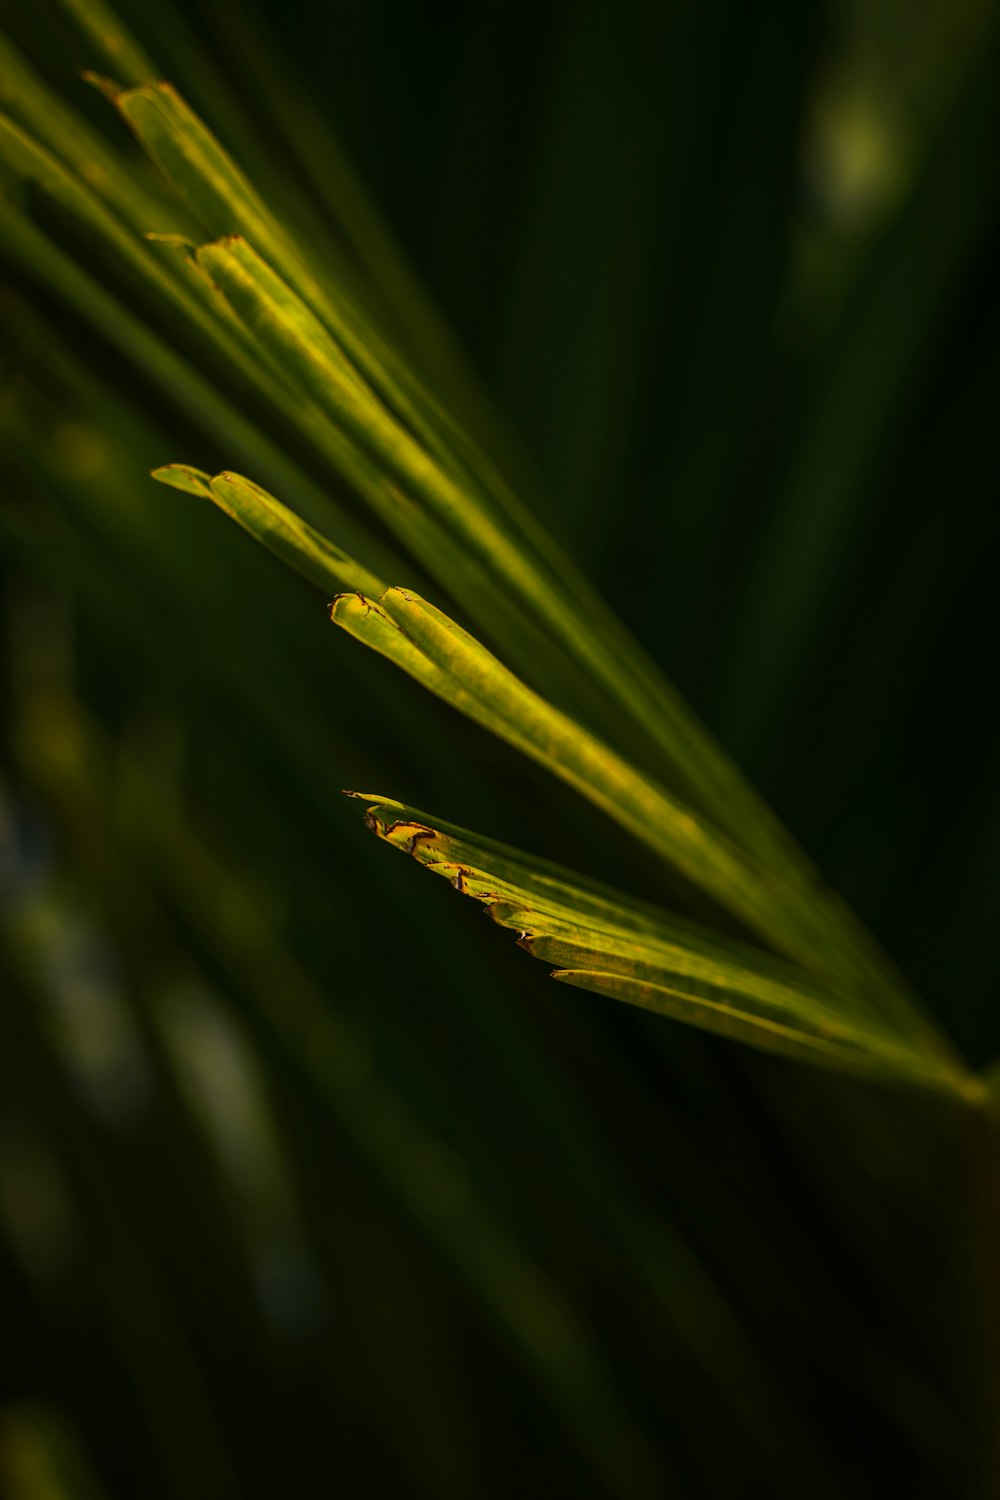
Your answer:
[52,0,156,86]
[330,590,955,1065]
[351,793,976,1098]
[151,467,385,597]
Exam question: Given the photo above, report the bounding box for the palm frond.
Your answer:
[351,793,974,1097]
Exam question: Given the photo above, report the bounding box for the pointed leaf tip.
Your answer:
[150,464,213,498]
[144,232,198,251]
[80,72,124,102]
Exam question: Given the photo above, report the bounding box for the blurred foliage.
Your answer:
[0,0,999,1496]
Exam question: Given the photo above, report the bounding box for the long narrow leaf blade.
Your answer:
[351,794,975,1097]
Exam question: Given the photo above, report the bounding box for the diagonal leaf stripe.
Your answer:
[350,794,977,1098]
[329,588,957,1064]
